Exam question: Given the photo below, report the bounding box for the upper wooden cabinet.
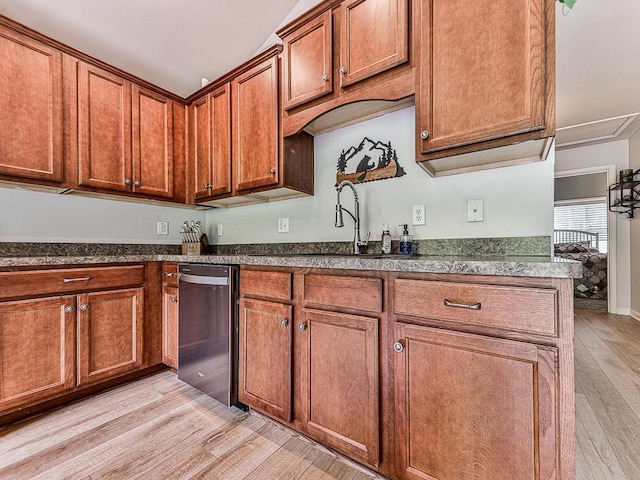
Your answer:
[77,62,175,198]
[191,83,232,201]
[233,55,280,192]
[132,85,174,198]
[415,0,555,176]
[339,0,408,87]
[279,0,413,135]
[0,26,64,184]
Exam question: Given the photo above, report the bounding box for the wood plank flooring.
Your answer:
[0,309,638,479]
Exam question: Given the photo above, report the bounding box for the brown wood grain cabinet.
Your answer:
[77,62,176,199]
[279,0,413,136]
[238,298,293,422]
[415,0,556,176]
[299,308,380,466]
[0,263,156,423]
[393,323,558,480]
[190,84,232,201]
[77,287,144,385]
[0,296,76,412]
[161,262,179,369]
[0,25,64,184]
[232,54,280,193]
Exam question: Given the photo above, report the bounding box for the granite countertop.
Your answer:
[0,253,583,278]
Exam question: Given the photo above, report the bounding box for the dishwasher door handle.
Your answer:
[179,273,229,286]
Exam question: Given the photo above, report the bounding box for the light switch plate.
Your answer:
[278,217,289,233]
[412,205,426,225]
[156,221,169,235]
[467,199,484,222]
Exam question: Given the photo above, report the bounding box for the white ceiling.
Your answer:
[1,0,639,134]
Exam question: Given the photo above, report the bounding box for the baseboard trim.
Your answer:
[631,309,640,322]
[616,307,631,316]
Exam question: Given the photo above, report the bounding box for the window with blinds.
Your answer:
[554,202,608,253]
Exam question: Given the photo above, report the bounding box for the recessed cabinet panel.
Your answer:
[162,286,178,369]
[210,84,232,197]
[340,0,408,87]
[233,56,280,192]
[192,95,211,200]
[239,298,292,421]
[0,27,64,183]
[133,86,173,198]
[0,296,76,411]
[78,63,132,192]
[394,323,558,480]
[418,0,546,153]
[78,287,144,385]
[283,10,333,110]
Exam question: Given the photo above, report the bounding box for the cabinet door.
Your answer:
[339,0,408,88]
[300,309,379,466]
[418,0,546,153]
[132,85,173,198]
[0,27,64,183]
[191,94,212,200]
[78,288,144,385]
[233,56,279,192]
[0,296,76,412]
[239,298,292,421]
[78,62,132,192]
[394,323,558,480]
[282,10,333,110]
[162,286,178,369]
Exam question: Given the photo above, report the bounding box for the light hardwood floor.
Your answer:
[0,309,638,479]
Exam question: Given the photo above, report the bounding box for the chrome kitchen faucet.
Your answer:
[335,180,369,254]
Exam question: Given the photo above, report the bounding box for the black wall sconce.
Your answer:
[608,168,640,218]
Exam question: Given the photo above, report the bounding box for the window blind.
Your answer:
[554,202,608,253]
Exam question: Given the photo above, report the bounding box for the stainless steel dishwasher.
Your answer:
[178,264,238,406]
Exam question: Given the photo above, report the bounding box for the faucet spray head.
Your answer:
[335,204,344,227]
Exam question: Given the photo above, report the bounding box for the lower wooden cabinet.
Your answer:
[238,298,292,422]
[78,288,144,385]
[0,296,76,412]
[161,286,178,369]
[393,322,558,480]
[299,309,379,466]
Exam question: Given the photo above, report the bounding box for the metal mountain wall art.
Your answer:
[336,137,406,186]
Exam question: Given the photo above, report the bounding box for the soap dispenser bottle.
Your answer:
[399,224,413,255]
[381,224,392,254]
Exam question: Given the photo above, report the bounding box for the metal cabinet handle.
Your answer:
[134,180,141,187]
[339,66,347,74]
[420,130,430,140]
[64,305,75,313]
[298,322,306,331]
[443,299,481,310]
[125,179,132,185]
[79,304,89,311]
[269,168,276,174]
[322,74,329,82]
[162,272,174,277]
[280,319,288,327]
[393,341,404,353]
[171,297,178,303]
[204,184,213,189]
[63,277,91,283]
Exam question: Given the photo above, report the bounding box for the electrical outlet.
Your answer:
[412,205,426,225]
[156,221,169,235]
[217,224,223,237]
[467,199,484,222]
[278,217,289,233]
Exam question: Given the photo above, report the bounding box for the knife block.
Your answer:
[182,234,209,255]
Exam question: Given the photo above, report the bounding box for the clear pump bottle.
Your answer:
[399,224,413,255]
[381,224,392,254]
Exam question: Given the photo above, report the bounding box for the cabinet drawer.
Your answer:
[0,265,145,300]
[161,262,179,286]
[393,279,557,336]
[240,270,292,301]
[304,274,382,314]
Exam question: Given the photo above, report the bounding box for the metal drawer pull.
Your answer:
[280,319,288,327]
[171,297,178,303]
[162,272,175,277]
[79,304,89,311]
[63,277,91,283]
[64,306,75,313]
[444,299,481,310]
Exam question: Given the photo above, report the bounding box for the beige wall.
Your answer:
[630,131,640,320]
